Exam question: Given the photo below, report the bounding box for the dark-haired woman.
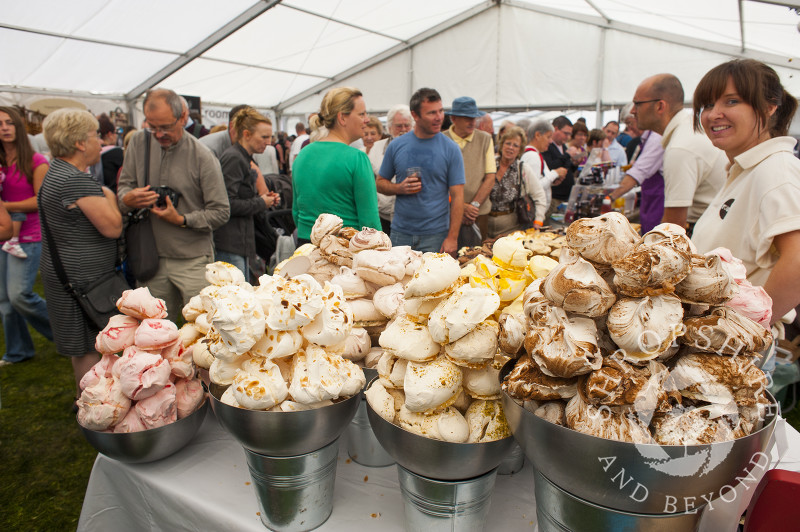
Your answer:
[691,59,800,325]
[0,106,53,366]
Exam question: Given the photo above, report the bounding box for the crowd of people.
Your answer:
[0,59,799,408]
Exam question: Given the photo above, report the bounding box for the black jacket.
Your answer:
[213,143,268,257]
[542,142,576,202]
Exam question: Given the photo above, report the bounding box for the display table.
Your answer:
[78,411,800,532]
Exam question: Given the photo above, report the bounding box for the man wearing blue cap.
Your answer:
[443,96,496,247]
[377,88,465,254]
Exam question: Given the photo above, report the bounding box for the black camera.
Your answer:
[152,186,181,208]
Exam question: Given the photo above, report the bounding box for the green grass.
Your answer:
[0,278,97,531]
[0,278,798,531]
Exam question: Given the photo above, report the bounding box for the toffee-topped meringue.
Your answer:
[606,294,684,363]
[681,306,772,355]
[428,285,501,344]
[288,345,365,404]
[265,274,325,331]
[231,356,289,410]
[465,399,511,442]
[366,380,398,422]
[250,328,303,360]
[524,307,602,378]
[403,355,463,413]
[349,227,392,252]
[675,254,738,305]
[565,212,640,265]
[205,261,246,286]
[310,213,343,246]
[301,282,353,346]
[396,405,469,443]
[444,320,499,368]
[542,253,616,317]
[379,315,440,362]
[209,284,266,354]
[404,253,461,299]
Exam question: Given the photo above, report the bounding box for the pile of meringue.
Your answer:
[457,227,567,266]
[502,212,775,445]
[77,287,205,432]
[181,257,366,411]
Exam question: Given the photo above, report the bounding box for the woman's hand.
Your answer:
[261,191,280,208]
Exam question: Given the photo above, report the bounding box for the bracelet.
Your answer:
[470,201,481,208]
[534,220,543,227]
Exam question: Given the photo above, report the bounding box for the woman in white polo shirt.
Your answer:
[691,59,800,324]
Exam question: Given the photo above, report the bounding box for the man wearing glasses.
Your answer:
[117,88,230,321]
[631,74,725,235]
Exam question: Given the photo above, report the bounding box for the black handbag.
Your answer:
[124,130,159,282]
[39,196,131,330]
[515,160,537,229]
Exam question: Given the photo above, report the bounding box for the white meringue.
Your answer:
[379,315,440,362]
[349,298,387,326]
[462,362,502,399]
[194,313,211,334]
[428,285,501,344]
[209,353,250,386]
[376,351,408,388]
[403,355,462,413]
[178,323,201,348]
[301,282,353,346]
[182,295,205,322]
[205,261,246,286]
[396,405,469,443]
[365,380,397,422]
[403,295,446,322]
[353,249,406,286]
[372,283,405,319]
[565,212,640,265]
[341,327,371,362]
[404,252,461,299]
[465,399,511,442]
[329,266,374,299]
[444,320,499,368]
[192,339,214,369]
[310,213,343,246]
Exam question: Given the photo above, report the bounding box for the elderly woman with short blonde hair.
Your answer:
[39,108,123,394]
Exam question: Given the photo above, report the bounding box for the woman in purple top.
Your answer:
[0,107,54,365]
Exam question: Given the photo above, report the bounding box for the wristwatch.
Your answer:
[470,201,481,208]
[180,216,188,228]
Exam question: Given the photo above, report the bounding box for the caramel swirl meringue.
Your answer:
[640,223,697,255]
[565,394,653,444]
[349,227,392,252]
[668,353,767,406]
[611,242,691,297]
[310,213,343,245]
[606,294,684,363]
[498,313,526,355]
[524,307,602,378]
[565,212,640,265]
[542,253,616,317]
[579,358,676,414]
[502,354,578,401]
[681,306,772,355]
[652,402,739,445]
[675,254,738,305]
[318,234,354,267]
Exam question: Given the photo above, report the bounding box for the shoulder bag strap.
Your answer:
[143,130,151,187]
[517,159,528,197]
[38,194,75,295]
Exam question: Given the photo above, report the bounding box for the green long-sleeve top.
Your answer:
[292,141,381,240]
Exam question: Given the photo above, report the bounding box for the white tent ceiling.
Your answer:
[1,0,799,127]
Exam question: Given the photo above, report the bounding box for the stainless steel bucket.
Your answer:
[497,442,525,475]
[244,439,339,532]
[534,468,704,532]
[397,465,498,532]
[346,397,395,467]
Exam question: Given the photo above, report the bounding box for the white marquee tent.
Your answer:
[2,0,799,130]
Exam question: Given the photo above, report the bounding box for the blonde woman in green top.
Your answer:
[292,87,381,243]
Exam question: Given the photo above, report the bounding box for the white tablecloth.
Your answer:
[78,411,800,532]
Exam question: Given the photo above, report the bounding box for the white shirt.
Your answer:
[606,139,628,169]
[521,147,559,207]
[692,136,800,286]
[252,145,279,175]
[660,110,727,223]
[289,133,309,170]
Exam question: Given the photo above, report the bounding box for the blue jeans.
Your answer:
[214,251,248,278]
[0,242,53,362]
[390,230,449,253]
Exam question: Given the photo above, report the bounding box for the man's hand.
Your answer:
[440,235,458,255]
[150,196,183,225]
[400,176,422,195]
[462,203,479,223]
[122,186,158,209]
[552,167,567,186]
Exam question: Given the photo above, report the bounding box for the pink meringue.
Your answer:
[77,376,131,431]
[726,280,773,329]
[79,353,118,391]
[95,314,139,355]
[174,378,205,419]
[114,347,172,400]
[134,319,179,350]
[135,382,178,429]
[113,407,148,433]
[162,340,195,379]
[116,287,167,320]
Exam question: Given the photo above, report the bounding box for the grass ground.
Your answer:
[0,278,798,531]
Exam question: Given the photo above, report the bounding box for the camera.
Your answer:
[152,186,181,208]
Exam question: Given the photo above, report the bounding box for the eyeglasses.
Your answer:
[144,117,180,134]
[632,99,662,107]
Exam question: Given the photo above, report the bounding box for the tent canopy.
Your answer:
[2,0,799,125]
